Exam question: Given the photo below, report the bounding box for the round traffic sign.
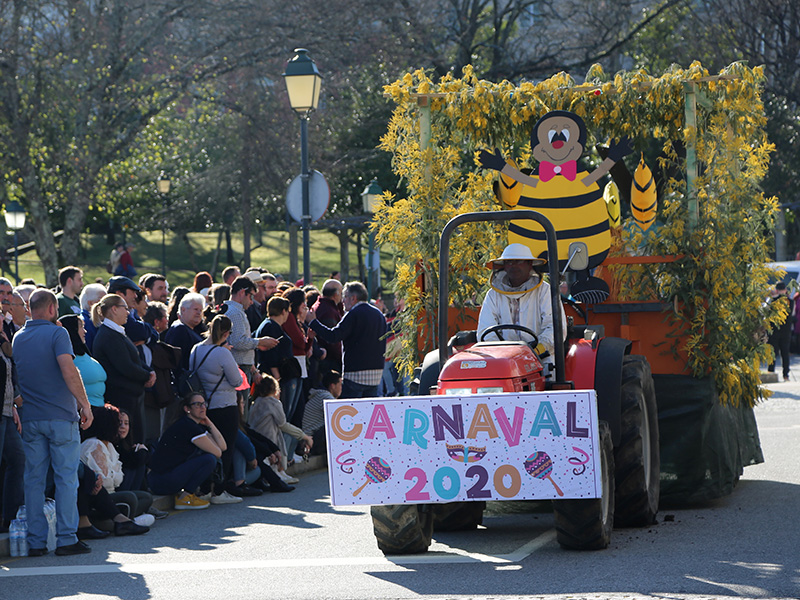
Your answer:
[286,170,330,223]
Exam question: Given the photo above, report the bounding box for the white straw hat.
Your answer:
[486,243,546,269]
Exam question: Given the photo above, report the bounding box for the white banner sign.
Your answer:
[325,390,601,506]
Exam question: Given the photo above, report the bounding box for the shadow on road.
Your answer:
[364,478,800,599]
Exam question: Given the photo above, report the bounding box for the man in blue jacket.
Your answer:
[308,281,387,399]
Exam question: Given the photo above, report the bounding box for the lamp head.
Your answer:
[361,179,383,214]
[4,200,26,231]
[157,173,171,194]
[283,48,322,115]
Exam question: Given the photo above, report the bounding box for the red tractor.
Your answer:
[370,210,660,553]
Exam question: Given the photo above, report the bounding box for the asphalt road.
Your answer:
[1,374,798,600]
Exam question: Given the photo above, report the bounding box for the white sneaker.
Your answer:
[209,491,243,505]
[133,513,156,527]
[196,492,213,502]
[278,470,300,485]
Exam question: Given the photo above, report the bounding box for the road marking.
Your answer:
[0,529,557,577]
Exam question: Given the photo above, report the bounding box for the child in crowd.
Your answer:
[247,374,313,485]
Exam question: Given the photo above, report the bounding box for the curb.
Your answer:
[1,455,329,558]
[761,371,779,383]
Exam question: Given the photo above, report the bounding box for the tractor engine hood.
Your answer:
[439,341,544,382]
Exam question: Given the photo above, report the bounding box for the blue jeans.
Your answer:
[280,377,303,423]
[341,379,378,399]
[22,420,80,549]
[0,416,25,522]
[147,453,216,496]
[232,449,261,485]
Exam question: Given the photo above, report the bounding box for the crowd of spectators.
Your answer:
[1,259,405,557]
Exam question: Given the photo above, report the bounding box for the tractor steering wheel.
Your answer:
[479,324,539,350]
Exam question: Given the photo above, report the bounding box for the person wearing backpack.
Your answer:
[188,315,244,504]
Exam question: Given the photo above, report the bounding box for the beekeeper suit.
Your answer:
[477,243,566,369]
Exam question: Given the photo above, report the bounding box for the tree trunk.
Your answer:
[776,209,788,261]
[356,231,365,283]
[211,230,223,278]
[241,186,251,270]
[338,228,350,283]
[21,177,60,287]
[181,233,197,273]
[60,182,94,267]
[225,229,234,265]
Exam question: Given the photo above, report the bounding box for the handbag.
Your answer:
[278,356,302,380]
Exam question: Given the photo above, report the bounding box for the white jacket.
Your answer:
[80,438,124,493]
[477,272,567,360]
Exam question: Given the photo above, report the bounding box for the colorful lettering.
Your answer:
[432,404,464,441]
[330,405,362,441]
[494,406,525,446]
[466,403,499,439]
[566,402,589,437]
[529,401,562,437]
[433,466,460,500]
[403,409,429,449]
[365,404,396,439]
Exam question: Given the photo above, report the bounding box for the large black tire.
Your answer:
[553,422,615,550]
[370,504,434,555]
[433,501,486,531]
[614,354,660,527]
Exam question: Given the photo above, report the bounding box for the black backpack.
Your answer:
[176,346,223,399]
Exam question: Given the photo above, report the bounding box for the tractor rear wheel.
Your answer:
[371,504,434,555]
[614,354,660,527]
[553,422,614,550]
[433,501,486,531]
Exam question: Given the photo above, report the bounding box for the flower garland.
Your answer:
[377,61,778,406]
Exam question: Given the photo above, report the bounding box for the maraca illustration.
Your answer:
[524,451,564,496]
[352,457,392,496]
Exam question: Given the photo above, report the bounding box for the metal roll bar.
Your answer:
[437,210,565,382]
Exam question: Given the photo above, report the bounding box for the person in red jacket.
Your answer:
[114,243,137,278]
[280,288,314,426]
[312,279,344,376]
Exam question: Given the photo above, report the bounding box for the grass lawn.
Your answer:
[4,229,395,290]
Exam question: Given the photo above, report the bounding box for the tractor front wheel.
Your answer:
[371,504,434,555]
[553,422,615,550]
[614,354,660,527]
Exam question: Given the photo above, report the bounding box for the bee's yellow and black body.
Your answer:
[508,169,611,271]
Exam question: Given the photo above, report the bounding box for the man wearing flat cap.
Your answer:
[108,276,158,349]
[243,270,267,333]
[477,243,566,376]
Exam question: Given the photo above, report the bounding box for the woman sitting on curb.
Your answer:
[76,462,151,540]
[79,404,155,527]
[147,393,226,510]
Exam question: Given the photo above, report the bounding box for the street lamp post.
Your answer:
[284,48,322,285]
[361,179,382,299]
[157,174,171,276]
[4,200,26,284]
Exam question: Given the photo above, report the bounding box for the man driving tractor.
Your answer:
[477,243,567,376]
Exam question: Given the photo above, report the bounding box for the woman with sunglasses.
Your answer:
[91,294,156,444]
[147,393,226,510]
